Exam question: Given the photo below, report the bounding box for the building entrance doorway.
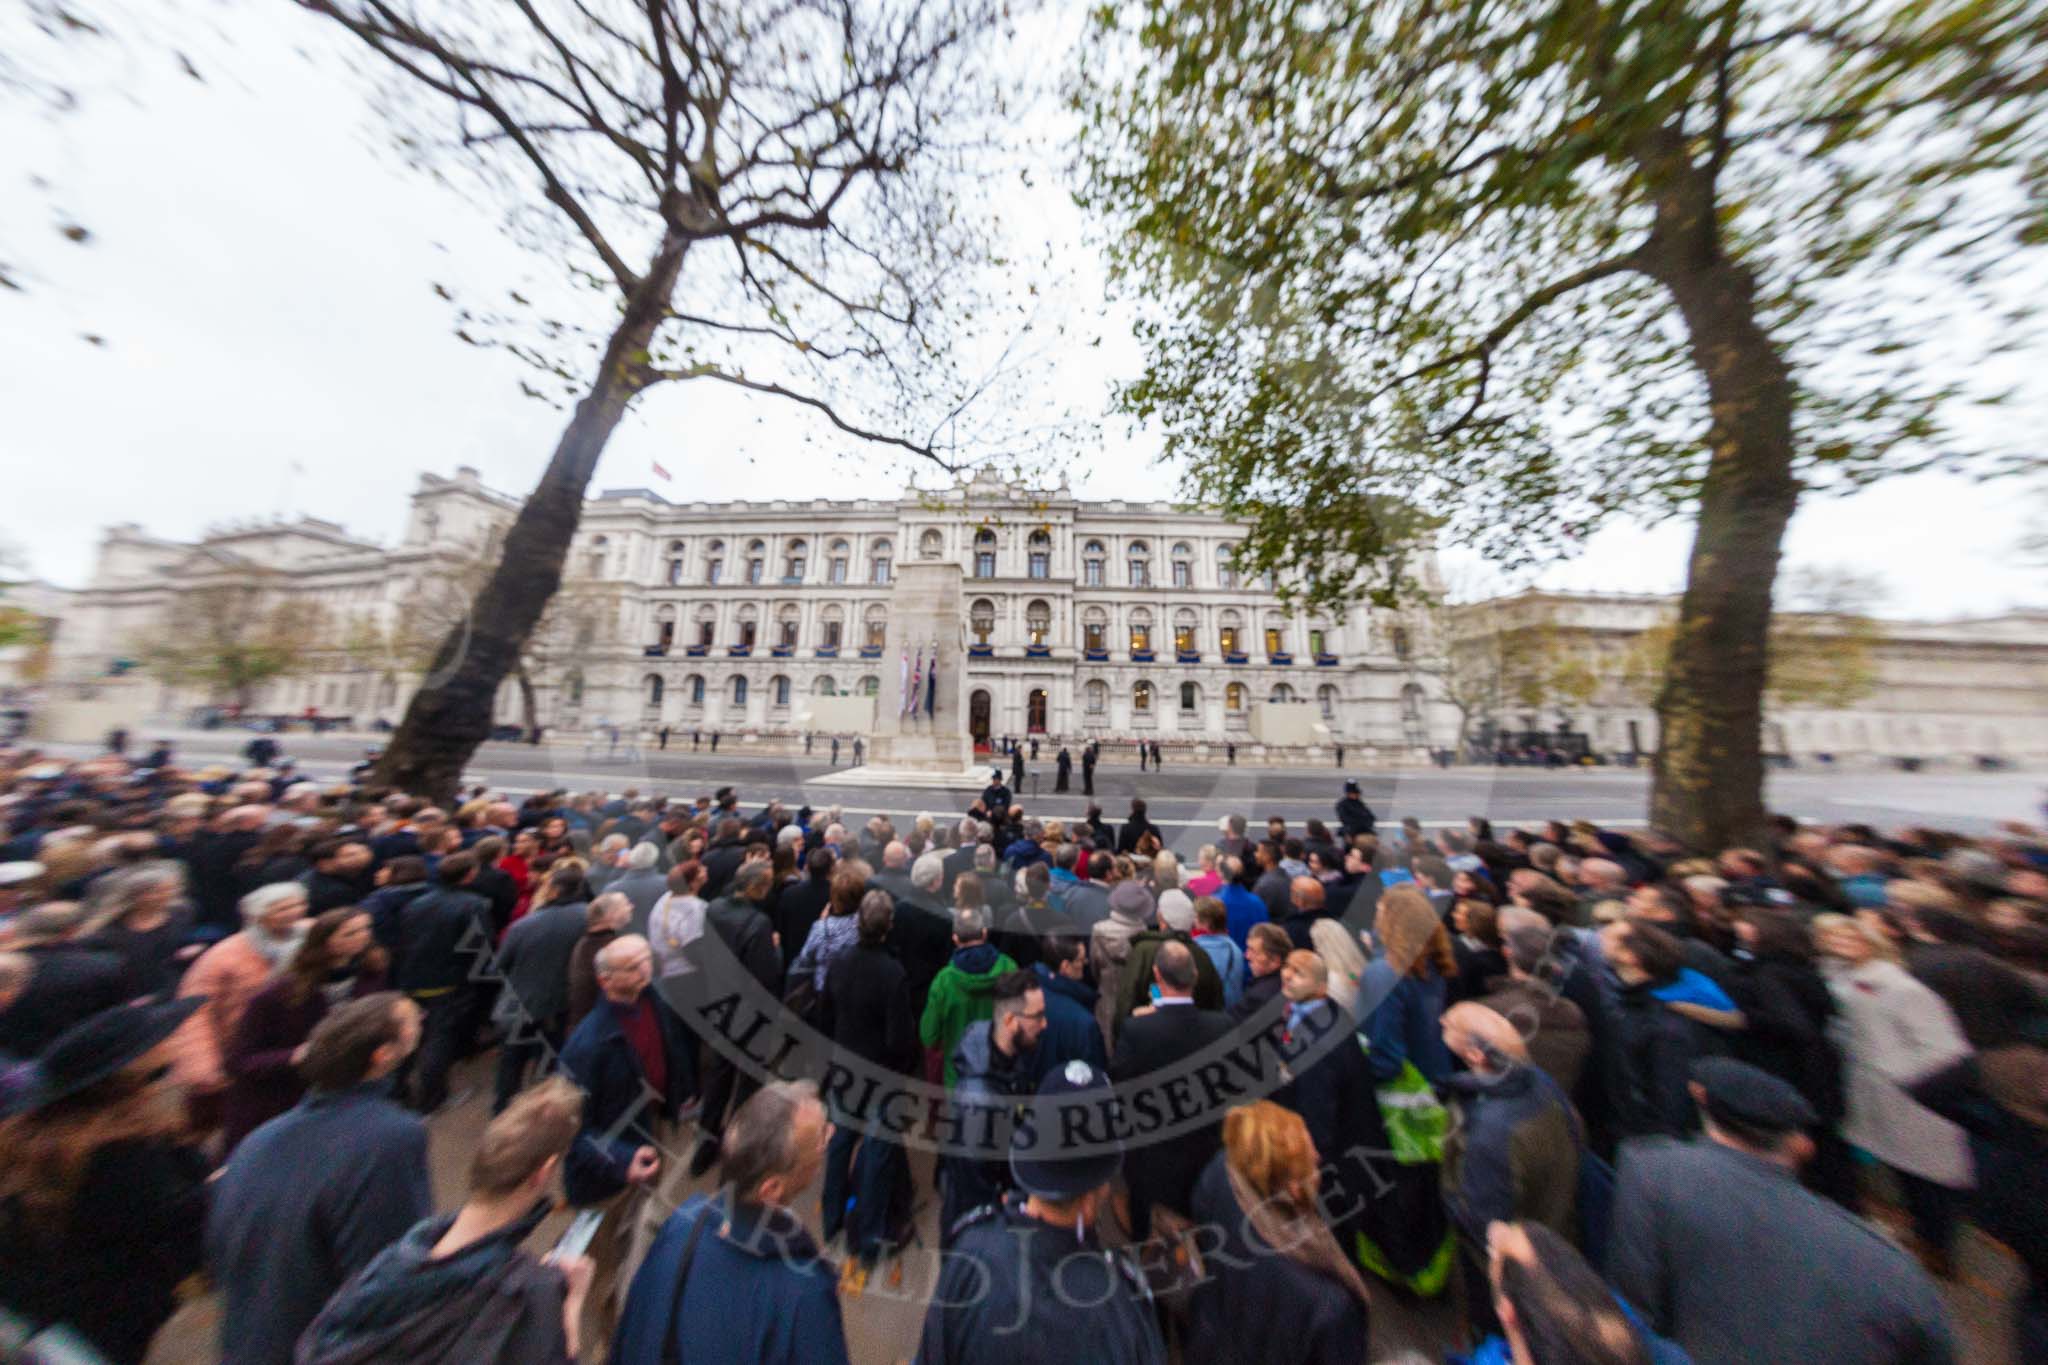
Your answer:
[1027,688,1047,733]
[969,689,992,746]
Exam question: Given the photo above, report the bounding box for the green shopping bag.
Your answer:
[1352,1050,1455,1296]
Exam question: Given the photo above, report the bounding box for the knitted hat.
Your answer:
[1157,889,1195,932]
[1108,879,1155,924]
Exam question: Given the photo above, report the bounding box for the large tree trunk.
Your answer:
[514,662,540,739]
[1641,139,1801,853]
[373,241,687,801]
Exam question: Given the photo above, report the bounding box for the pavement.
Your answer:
[86,730,2048,839]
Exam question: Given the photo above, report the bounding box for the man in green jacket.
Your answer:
[920,906,1017,1084]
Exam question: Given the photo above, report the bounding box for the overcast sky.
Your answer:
[2,2,2041,620]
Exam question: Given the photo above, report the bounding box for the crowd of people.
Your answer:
[0,740,2044,1365]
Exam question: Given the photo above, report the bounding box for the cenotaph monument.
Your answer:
[812,559,980,785]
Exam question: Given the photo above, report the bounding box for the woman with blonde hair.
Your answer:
[1187,1100,1371,1363]
[1815,910,1974,1274]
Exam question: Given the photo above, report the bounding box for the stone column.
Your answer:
[869,561,972,771]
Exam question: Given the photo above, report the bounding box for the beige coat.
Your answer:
[1825,957,1974,1188]
[170,932,280,1093]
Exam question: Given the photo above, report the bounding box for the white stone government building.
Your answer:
[48,469,2048,764]
[53,468,1448,751]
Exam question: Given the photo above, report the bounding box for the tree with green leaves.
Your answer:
[1080,0,2046,849]
[129,572,323,709]
[244,0,1025,799]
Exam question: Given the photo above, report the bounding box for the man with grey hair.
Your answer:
[608,840,671,936]
[615,1081,847,1363]
[588,833,632,891]
[972,842,1016,921]
[558,933,694,1336]
[566,891,634,1032]
[1482,907,1596,1101]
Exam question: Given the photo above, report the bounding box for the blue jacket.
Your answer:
[1194,932,1246,1007]
[557,993,698,1206]
[614,1195,849,1365]
[1031,964,1108,1073]
[1359,964,1452,1084]
[1219,883,1268,952]
[1650,967,1736,1012]
[205,1083,432,1365]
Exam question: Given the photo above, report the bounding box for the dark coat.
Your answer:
[558,991,697,1206]
[1116,815,1162,854]
[1610,1137,1953,1365]
[296,1199,570,1365]
[187,828,264,933]
[86,910,195,1000]
[1480,979,1591,1097]
[360,880,431,954]
[615,1196,850,1365]
[1185,1154,1369,1365]
[1109,1003,1236,1235]
[705,894,782,995]
[1606,981,1712,1140]
[394,885,491,993]
[302,867,372,913]
[821,941,914,1074]
[917,1198,1164,1365]
[468,865,522,938]
[1334,795,1376,838]
[490,901,587,1029]
[1230,968,1284,1022]
[1908,1055,2048,1285]
[1724,950,1843,1123]
[0,942,133,1056]
[222,965,388,1155]
[565,926,618,1034]
[699,837,748,900]
[1441,1064,1582,1245]
[1113,930,1226,1029]
[774,871,835,973]
[1032,964,1109,1073]
[206,1083,434,1365]
[884,888,956,1020]
[0,1139,209,1365]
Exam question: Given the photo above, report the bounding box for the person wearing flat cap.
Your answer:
[916,1061,1166,1365]
[1609,1057,1955,1365]
[0,997,212,1364]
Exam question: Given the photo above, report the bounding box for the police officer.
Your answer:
[918,1062,1165,1365]
[1081,744,1097,797]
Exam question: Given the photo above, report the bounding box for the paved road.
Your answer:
[106,732,2048,840]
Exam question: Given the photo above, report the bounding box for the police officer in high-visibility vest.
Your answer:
[916,1062,1165,1365]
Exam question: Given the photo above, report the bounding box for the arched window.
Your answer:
[1026,599,1051,646]
[1225,681,1246,712]
[816,675,839,697]
[736,604,759,649]
[730,675,749,706]
[585,535,608,579]
[1318,684,1338,719]
[970,598,996,645]
[1180,681,1200,712]
[1308,625,1327,656]
[827,539,849,584]
[1082,540,1105,588]
[973,527,997,579]
[864,604,887,648]
[705,540,725,584]
[1083,606,1108,653]
[1129,608,1153,654]
[1171,542,1193,587]
[1270,682,1296,704]
[686,674,706,706]
[1127,540,1151,588]
[653,604,678,649]
[1400,682,1425,723]
[1216,543,1237,590]
[745,540,766,585]
[819,604,845,650]
[1391,626,1412,660]
[918,528,943,559]
[783,539,808,580]
[694,606,716,648]
[870,538,893,583]
[770,675,791,708]
[1085,679,1109,714]
[1174,608,1199,654]
[564,669,585,705]
[858,675,880,697]
[1027,528,1052,580]
[776,604,801,649]
[1219,609,1243,655]
[666,556,684,586]
[668,539,686,552]
[1132,680,1155,712]
[1264,614,1288,657]
[644,674,665,706]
